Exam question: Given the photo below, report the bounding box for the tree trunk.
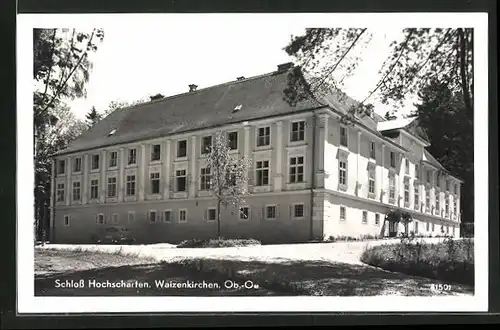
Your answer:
[217,199,222,238]
[458,28,472,112]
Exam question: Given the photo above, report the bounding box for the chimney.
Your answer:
[236,76,245,81]
[277,62,294,72]
[189,84,198,92]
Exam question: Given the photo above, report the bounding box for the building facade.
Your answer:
[50,63,462,244]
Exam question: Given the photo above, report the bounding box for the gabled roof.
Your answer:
[55,65,403,156]
[422,149,446,171]
[377,116,430,145]
[377,117,415,132]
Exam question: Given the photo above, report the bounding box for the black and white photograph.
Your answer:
[17,12,489,313]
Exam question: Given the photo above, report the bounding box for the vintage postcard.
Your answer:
[17,12,489,314]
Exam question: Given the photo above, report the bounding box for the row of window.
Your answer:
[62,204,306,227]
[56,155,307,202]
[337,206,456,234]
[56,121,310,176]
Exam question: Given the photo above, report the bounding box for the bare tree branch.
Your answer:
[40,29,96,114]
[311,28,367,93]
[360,29,415,104]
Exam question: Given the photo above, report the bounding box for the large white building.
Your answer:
[50,63,462,244]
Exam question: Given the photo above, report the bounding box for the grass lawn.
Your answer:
[35,249,280,296]
[360,238,474,287]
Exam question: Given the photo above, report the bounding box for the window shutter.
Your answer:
[262,207,265,220]
[203,209,207,221]
[276,206,280,218]
[290,205,293,218]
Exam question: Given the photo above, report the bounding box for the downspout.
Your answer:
[50,158,56,243]
[309,112,317,240]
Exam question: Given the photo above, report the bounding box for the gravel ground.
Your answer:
[37,238,450,265]
[36,238,473,296]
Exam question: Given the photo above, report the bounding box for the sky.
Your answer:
[66,17,412,121]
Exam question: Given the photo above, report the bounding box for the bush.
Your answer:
[177,237,261,248]
[360,238,474,286]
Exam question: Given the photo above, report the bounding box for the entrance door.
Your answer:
[388,221,397,237]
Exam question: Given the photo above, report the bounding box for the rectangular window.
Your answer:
[289,156,304,183]
[177,140,187,158]
[339,160,347,186]
[265,205,277,220]
[150,172,160,194]
[404,180,410,205]
[128,148,136,165]
[388,173,396,202]
[290,121,305,142]
[454,184,458,195]
[340,126,348,147]
[56,183,65,202]
[446,180,450,191]
[179,209,187,223]
[151,144,161,161]
[415,164,419,179]
[91,154,99,170]
[368,168,375,195]
[73,157,81,172]
[126,175,136,196]
[201,136,212,154]
[176,169,187,192]
[369,141,376,159]
[228,131,238,150]
[107,177,117,197]
[112,213,119,224]
[340,206,346,222]
[293,204,304,218]
[427,171,431,183]
[432,222,435,232]
[72,182,81,201]
[425,188,430,212]
[207,208,216,221]
[200,167,211,190]
[163,210,172,223]
[64,215,70,226]
[90,179,99,199]
[109,151,117,168]
[445,196,449,216]
[226,169,237,186]
[96,213,105,224]
[362,211,367,224]
[240,207,249,220]
[375,213,380,225]
[453,197,457,215]
[426,221,430,231]
[128,211,135,223]
[149,210,157,223]
[58,160,66,174]
[257,127,270,146]
[414,186,420,210]
[414,221,419,234]
[436,192,441,214]
[405,159,410,174]
[256,160,269,186]
[390,152,396,168]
